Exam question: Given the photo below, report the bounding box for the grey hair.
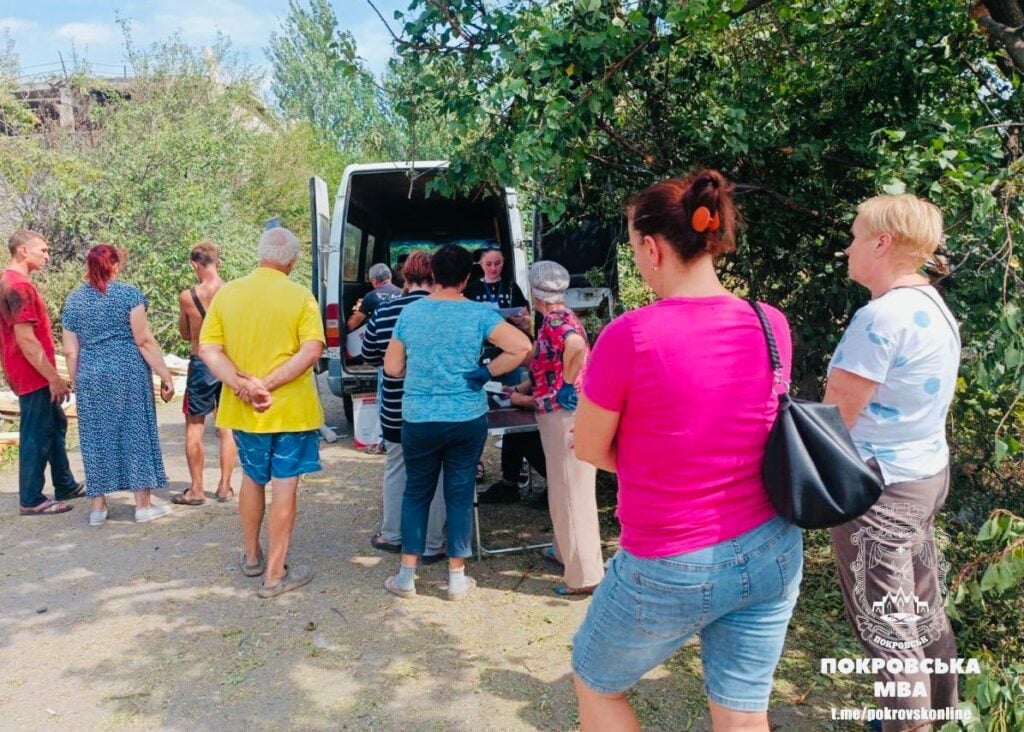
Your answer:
[529,260,571,303]
[257,227,300,265]
[368,263,392,282]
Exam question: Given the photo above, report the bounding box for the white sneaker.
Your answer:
[135,504,171,523]
[89,510,107,526]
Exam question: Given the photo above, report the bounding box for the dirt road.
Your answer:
[0,381,618,731]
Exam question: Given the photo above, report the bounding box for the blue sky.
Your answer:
[1,0,409,81]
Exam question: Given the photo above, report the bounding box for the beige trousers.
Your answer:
[536,409,605,589]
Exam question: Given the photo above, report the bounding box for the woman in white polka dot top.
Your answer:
[824,193,961,730]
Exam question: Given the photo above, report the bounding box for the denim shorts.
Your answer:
[572,515,803,712]
[232,429,321,485]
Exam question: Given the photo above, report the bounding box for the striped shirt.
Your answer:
[361,290,429,443]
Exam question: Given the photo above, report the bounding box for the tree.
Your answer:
[0,34,341,353]
[267,0,401,160]
[391,0,1023,467]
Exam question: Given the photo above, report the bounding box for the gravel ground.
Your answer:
[0,377,835,730]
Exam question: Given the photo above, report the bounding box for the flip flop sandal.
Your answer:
[55,483,86,500]
[384,575,417,599]
[20,499,72,516]
[171,493,206,506]
[238,550,266,577]
[553,584,596,597]
[216,489,234,503]
[257,564,314,599]
[540,546,564,567]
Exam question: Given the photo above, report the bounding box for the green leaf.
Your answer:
[980,563,999,592]
[995,439,1008,463]
[882,179,906,195]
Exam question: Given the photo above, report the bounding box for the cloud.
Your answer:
[0,17,39,35]
[145,0,279,47]
[54,22,118,47]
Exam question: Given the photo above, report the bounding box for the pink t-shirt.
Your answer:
[583,295,792,558]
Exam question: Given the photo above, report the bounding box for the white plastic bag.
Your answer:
[351,393,382,449]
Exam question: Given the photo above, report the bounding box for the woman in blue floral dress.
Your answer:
[61,245,176,526]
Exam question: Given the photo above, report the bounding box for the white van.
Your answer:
[309,161,619,419]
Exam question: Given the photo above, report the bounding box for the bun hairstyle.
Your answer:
[86,244,121,294]
[627,169,737,262]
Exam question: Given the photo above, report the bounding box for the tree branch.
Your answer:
[734,183,844,227]
[973,12,1024,73]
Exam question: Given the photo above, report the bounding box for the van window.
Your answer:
[343,223,362,282]
[389,240,439,269]
[363,234,379,280]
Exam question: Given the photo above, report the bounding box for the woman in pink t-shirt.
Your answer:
[571,170,803,732]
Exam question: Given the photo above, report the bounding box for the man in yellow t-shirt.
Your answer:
[199,227,325,599]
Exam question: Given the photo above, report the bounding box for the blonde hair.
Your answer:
[856,194,944,267]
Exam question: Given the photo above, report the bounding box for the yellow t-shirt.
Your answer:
[200,267,325,433]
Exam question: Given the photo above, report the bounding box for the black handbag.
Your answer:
[748,300,884,529]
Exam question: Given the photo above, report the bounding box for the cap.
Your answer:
[529,260,571,302]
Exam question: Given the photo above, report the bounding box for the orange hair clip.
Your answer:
[691,206,720,233]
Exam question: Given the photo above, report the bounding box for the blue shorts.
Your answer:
[572,516,803,712]
[232,430,322,485]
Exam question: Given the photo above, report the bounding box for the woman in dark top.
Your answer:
[464,244,543,502]
[463,244,530,316]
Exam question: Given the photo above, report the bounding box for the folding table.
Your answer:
[474,408,552,560]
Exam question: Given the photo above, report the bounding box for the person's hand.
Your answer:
[555,382,578,411]
[159,379,175,403]
[462,365,491,392]
[235,373,273,412]
[49,377,70,404]
[509,310,531,332]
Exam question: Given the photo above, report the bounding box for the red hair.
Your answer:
[627,169,738,262]
[86,244,120,293]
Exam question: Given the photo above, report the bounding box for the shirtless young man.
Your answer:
[173,241,236,505]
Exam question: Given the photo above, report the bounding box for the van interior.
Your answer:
[341,168,516,374]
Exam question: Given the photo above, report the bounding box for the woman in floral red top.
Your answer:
[514,261,604,594]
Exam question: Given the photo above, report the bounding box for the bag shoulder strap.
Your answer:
[189,287,207,320]
[888,286,960,348]
[749,298,778,374]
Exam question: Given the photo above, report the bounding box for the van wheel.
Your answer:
[343,393,354,425]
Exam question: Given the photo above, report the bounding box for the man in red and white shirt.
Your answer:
[0,230,83,515]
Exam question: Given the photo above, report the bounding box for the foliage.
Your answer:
[267,0,401,161]
[391,0,1023,469]
[942,510,1024,731]
[0,34,344,354]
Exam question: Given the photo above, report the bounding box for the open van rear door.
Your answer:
[309,176,331,372]
[532,211,621,316]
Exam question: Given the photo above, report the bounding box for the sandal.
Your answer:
[540,546,564,567]
[238,550,266,577]
[384,575,417,599]
[20,498,72,516]
[216,489,234,503]
[553,584,597,596]
[370,534,402,554]
[171,492,206,506]
[445,576,477,601]
[257,564,314,598]
[55,483,86,501]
